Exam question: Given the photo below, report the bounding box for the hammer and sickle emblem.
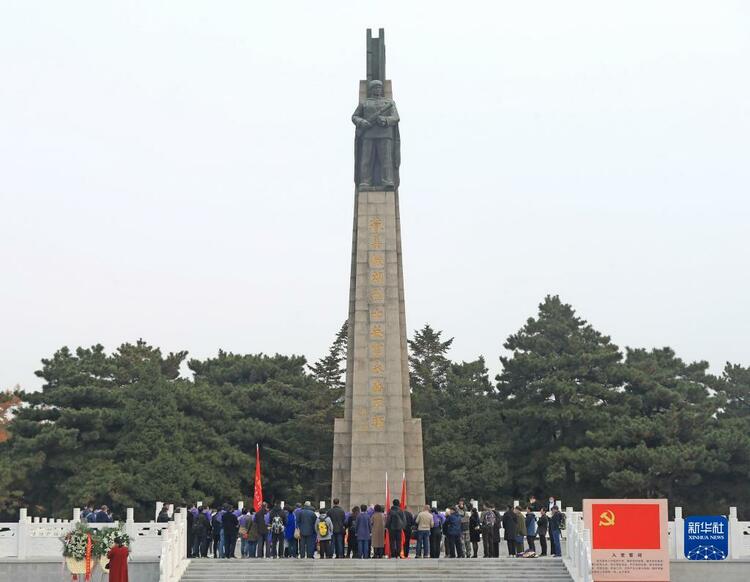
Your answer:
[598,510,616,527]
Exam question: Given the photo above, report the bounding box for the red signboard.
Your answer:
[584,499,669,582]
[591,503,661,549]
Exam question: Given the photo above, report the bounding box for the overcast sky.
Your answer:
[1,1,749,391]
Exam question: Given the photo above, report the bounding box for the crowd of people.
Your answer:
[170,496,566,560]
[81,504,115,523]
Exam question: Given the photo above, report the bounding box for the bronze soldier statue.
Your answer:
[352,80,400,189]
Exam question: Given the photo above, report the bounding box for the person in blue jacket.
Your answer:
[284,505,298,558]
[445,507,464,558]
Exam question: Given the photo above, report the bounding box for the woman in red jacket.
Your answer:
[106,537,129,582]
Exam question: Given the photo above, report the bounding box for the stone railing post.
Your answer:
[17,508,29,559]
[582,528,592,582]
[673,507,684,559]
[728,507,740,559]
[155,501,163,522]
[125,508,136,543]
[73,507,81,522]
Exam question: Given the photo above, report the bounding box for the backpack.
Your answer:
[317,519,329,537]
[559,513,566,530]
[481,510,496,528]
[271,515,284,534]
[390,510,405,530]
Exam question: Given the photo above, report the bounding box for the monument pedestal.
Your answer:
[332,189,425,508]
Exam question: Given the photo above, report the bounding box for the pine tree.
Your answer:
[496,295,625,503]
[308,321,348,394]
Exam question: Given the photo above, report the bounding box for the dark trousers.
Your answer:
[481,527,493,557]
[447,534,463,558]
[429,528,441,558]
[403,529,411,557]
[224,532,237,558]
[551,529,562,556]
[300,535,315,558]
[319,539,331,558]
[388,530,402,557]
[286,538,298,557]
[491,530,501,557]
[507,539,516,556]
[332,532,345,558]
[539,533,547,556]
[358,539,370,558]
[271,533,284,557]
[256,537,268,557]
[527,535,536,553]
[347,533,358,557]
[212,533,221,557]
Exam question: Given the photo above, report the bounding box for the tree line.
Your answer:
[1,296,748,521]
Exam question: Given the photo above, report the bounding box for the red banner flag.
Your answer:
[253,444,263,512]
[84,532,92,581]
[384,472,390,558]
[592,503,661,550]
[400,472,407,558]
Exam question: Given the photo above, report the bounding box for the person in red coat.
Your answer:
[106,539,129,582]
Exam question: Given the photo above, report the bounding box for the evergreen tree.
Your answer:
[496,295,625,503]
[308,321,348,394]
[567,348,721,508]
[410,325,510,506]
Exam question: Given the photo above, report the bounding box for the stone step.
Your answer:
[179,557,574,582]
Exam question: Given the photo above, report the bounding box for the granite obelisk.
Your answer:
[332,29,426,508]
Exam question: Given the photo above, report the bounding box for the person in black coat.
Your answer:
[327,499,346,558]
[491,506,502,557]
[402,508,415,557]
[469,508,481,558]
[501,505,516,557]
[385,499,406,558]
[537,508,549,556]
[222,505,239,559]
[192,510,210,558]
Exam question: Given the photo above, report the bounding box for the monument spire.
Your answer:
[332,29,426,508]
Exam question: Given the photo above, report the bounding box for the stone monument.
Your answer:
[332,29,426,508]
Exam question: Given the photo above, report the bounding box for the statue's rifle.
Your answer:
[363,102,394,126]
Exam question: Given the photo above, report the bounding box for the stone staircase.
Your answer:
[180,557,574,581]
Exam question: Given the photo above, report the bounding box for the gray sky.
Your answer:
[1,1,749,391]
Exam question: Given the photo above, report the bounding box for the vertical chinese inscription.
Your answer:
[368,215,386,430]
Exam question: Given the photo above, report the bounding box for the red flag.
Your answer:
[592,503,661,550]
[400,472,407,558]
[384,472,390,558]
[253,444,263,512]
